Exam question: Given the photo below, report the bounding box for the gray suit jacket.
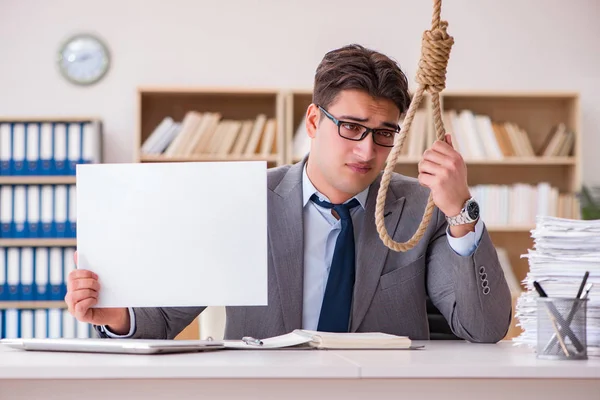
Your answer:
[96,158,512,343]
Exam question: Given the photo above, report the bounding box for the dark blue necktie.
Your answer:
[310,194,360,332]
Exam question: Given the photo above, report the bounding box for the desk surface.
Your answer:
[0,341,599,380]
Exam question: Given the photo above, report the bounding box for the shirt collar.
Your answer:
[302,163,369,209]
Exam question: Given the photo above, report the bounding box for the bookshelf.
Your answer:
[286,89,582,339]
[136,87,286,167]
[0,116,102,339]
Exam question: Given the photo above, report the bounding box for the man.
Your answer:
[66,44,512,343]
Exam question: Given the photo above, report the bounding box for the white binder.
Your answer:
[12,123,26,174]
[34,309,47,339]
[0,186,12,236]
[34,247,49,301]
[27,185,40,237]
[26,123,40,174]
[13,185,26,237]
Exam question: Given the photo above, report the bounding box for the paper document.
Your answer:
[76,161,268,308]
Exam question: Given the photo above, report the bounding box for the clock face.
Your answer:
[58,34,110,85]
[467,200,480,220]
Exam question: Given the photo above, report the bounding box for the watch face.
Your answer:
[467,200,480,220]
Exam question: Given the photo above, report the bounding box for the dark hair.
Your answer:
[313,44,411,115]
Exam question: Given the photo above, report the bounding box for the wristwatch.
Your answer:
[445,197,480,226]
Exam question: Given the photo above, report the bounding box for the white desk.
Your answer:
[0,341,598,400]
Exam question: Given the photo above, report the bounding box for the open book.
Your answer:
[223,330,415,350]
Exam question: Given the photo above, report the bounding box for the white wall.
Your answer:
[1,0,599,183]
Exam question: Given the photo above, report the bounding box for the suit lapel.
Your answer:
[269,161,305,332]
[351,175,405,332]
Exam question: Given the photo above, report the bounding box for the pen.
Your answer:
[533,280,585,353]
[242,336,263,346]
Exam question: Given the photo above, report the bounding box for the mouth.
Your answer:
[346,163,372,174]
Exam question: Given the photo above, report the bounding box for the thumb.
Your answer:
[444,133,454,148]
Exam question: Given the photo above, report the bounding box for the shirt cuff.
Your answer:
[101,307,136,338]
[446,218,485,257]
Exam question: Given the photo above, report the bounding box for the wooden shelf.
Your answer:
[0,301,66,309]
[140,154,279,163]
[0,176,76,185]
[0,239,76,247]
[394,157,576,166]
[0,116,100,123]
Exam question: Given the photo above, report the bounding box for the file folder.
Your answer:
[26,123,40,175]
[13,185,27,238]
[6,248,19,301]
[54,185,67,237]
[12,123,26,175]
[27,185,40,238]
[34,309,47,339]
[53,123,67,175]
[20,248,34,301]
[34,247,49,301]
[40,123,53,175]
[0,123,10,175]
[0,249,6,301]
[40,185,53,237]
[1,186,12,237]
[49,248,63,301]
[67,123,81,175]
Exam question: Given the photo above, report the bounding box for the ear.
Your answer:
[306,103,320,139]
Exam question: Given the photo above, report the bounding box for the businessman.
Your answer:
[66,44,512,343]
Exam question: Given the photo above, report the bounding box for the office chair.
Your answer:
[426,295,461,340]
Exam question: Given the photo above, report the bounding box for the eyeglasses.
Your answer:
[317,105,400,147]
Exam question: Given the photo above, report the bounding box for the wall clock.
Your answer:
[58,33,110,86]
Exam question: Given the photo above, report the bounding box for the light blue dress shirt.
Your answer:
[104,166,484,337]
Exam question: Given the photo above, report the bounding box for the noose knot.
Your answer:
[415,20,454,94]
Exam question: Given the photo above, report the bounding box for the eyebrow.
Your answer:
[338,115,399,130]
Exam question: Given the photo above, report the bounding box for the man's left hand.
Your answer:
[418,133,474,237]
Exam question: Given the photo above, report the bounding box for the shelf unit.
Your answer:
[137,88,581,341]
[0,116,102,339]
[135,87,286,167]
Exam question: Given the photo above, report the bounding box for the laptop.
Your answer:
[0,338,225,355]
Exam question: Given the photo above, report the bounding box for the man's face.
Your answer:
[306,89,400,203]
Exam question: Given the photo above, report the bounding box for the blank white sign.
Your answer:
[76,161,268,308]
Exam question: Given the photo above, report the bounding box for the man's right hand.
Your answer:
[65,252,130,335]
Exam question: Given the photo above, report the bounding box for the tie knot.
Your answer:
[310,194,360,220]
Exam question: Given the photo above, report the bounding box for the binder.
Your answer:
[54,185,67,237]
[34,309,47,339]
[67,123,81,175]
[12,123,26,175]
[62,309,76,339]
[20,310,34,339]
[49,247,63,301]
[40,185,53,237]
[0,248,6,301]
[27,185,40,238]
[0,186,12,237]
[40,123,53,175]
[48,308,61,338]
[82,122,101,164]
[63,248,75,295]
[13,185,27,238]
[0,123,10,175]
[5,309,18,339]
[68,185,76,237]
[6,248,19,301]
[26,123,40,175]
[0,310,4,338]
[53,123,67,175]
[34,247,49,301]
[20,248,34,301]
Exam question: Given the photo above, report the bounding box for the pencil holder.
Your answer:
[536,297,588,360]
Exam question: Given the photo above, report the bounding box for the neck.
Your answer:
[306,159,354,204]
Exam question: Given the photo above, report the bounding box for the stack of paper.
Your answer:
[514,216,600,356]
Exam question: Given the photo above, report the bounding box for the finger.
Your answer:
[431,137,456,157]
[418,172,435,188]
[422,148,451,167]
[418,159,444,176]
[445,133,453,148]
[74,251,78,266]
[70,289,99,305]
[69,269,98,282]
[69,278,100,292]
[74,297,98,319]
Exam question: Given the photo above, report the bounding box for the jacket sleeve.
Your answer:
[425,208,512,343]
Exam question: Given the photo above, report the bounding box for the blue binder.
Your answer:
[7,248,19,301]
[40,123,53,176]
[20,248,34,301]
[49,248,63,301]
[0,249,6,301]
[26,123,41,175]
[12,123,26,176]
[0,123,10,176]
[35,248,49,301]
[27,186,40,238]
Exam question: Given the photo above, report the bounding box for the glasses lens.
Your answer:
[339,122,367,140]
[373,130,396,146]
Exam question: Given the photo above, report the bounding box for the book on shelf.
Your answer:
[141,112,277,158]
[0,308,95,340]
[470,182,580,226]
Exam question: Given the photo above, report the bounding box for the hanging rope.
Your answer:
[375,0,454,252]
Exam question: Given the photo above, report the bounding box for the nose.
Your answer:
[353,131,377,160]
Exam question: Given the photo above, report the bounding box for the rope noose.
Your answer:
[375,0,454,252]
